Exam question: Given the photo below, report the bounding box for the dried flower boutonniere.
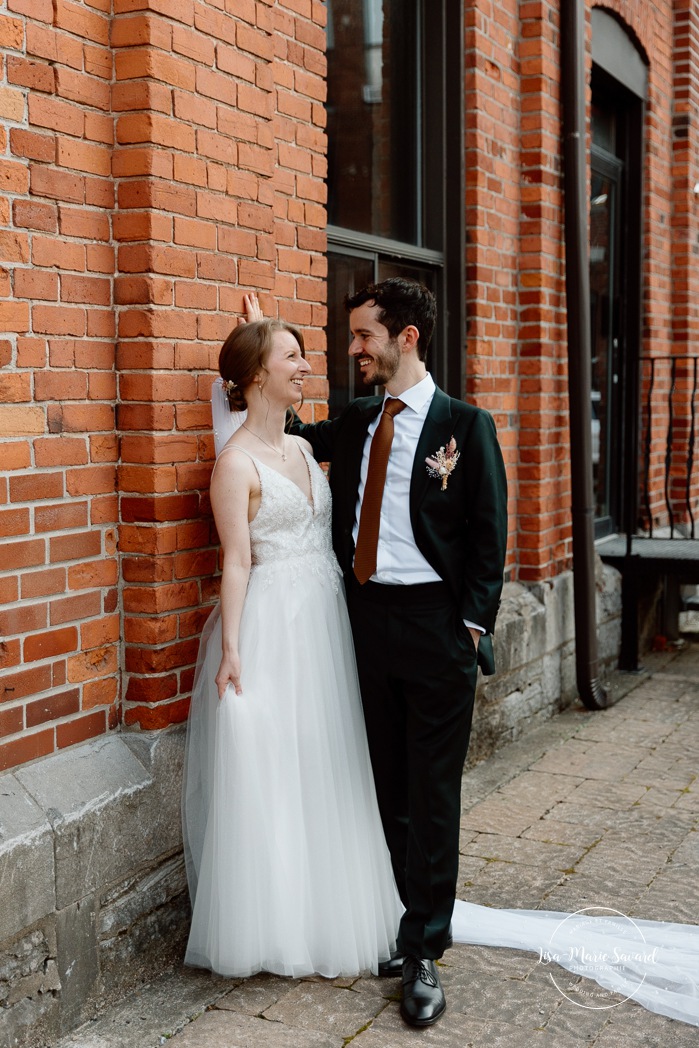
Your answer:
[425,437,460,491]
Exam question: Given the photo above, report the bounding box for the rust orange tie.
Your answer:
[353,397,407,584]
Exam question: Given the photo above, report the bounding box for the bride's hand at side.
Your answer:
[216,653,242,698]
[238,292,264,325]
[210,452,258,702]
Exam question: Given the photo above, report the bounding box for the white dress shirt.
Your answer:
[352,373,484,632]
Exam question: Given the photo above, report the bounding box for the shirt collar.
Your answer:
[383,372,435,415]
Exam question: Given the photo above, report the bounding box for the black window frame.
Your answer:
[325,0,464,412]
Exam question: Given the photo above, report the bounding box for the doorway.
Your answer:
[589,52,645,539]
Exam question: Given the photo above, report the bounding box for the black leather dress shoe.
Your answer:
[400,956,446,1027]
[378,950,403,978]
[379,931,453,977]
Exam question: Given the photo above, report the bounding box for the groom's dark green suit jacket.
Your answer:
[294,387,508,676]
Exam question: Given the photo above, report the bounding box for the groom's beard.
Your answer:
[357,338,401,387]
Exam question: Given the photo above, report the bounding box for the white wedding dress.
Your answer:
[182,441,402,978]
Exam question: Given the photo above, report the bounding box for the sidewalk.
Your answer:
[57,642,699,1048]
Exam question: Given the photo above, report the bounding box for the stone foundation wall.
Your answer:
[470,562,621,764]
[0,565,621,1048]
[0,732,188,1048]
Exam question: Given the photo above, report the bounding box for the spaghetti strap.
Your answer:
[220,444,255,462]
[211,442,261,483]
[214,441,314,512]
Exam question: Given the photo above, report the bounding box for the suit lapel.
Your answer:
[340,388,454,525]
[410,387,454,514]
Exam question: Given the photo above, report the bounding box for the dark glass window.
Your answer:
[327,0,419,245]
[591,104,616,154]
[325,0,463,413]
[326,251,374,414]
[326,251,437,415]
[589,161,620,529]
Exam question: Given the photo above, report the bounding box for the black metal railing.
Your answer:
[641,354,699,538]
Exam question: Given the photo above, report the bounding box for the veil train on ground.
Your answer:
[452,900,699,1027]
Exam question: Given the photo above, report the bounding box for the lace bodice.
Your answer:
[219,443,341,590]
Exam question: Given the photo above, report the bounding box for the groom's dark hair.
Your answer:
[344,277,437,361]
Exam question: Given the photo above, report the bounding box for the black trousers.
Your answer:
[346,577,478,959]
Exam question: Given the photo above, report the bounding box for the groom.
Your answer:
[296,278,507,1027]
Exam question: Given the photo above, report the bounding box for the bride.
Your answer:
[181,309,402,978]
[182,299,699,1026]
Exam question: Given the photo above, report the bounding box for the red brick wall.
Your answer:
[0,0,328,769]
[0,0,118,771]
[114,0,329,732]
[464,0,520,582]
[667,1,699,527]
[465,0,569,583]
[672,1,699,357]
[515,1,570,582]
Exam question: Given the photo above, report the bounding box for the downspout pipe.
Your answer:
[560,0,610,709]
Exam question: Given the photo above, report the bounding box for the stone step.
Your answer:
[52,968,230,1048]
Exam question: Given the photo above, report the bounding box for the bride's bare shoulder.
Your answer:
[211,442,259,488]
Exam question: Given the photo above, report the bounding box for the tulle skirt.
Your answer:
[182,558,402,978]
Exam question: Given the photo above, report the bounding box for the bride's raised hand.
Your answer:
[238,292,264,325]
[216,652,242,698]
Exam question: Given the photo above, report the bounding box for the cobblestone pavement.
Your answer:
[58,642,699,1048]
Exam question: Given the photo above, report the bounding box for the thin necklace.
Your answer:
[242,424,288,461]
